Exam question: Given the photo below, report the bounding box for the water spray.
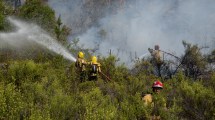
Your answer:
[138,52,149,60]
[0,17,76,62]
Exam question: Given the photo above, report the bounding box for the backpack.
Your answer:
[91,64,98,74]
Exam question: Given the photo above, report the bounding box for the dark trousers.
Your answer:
[89,75,98,81]
[79,71,86,82]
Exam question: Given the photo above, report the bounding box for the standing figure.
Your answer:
[75,51,87,82]
[88,56,101,81]
[148,45,163,77]
[142,80,166,120]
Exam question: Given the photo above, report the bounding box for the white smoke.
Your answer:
[0,17,76,62]
[48,0,215,64]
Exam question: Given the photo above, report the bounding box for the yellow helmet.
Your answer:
[92,56,97,64]
[78,52,84,58]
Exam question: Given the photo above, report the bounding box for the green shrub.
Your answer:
[81,87,117,120]
[179,80,215,120]
[0,83,26,119]
[7,60,43,86]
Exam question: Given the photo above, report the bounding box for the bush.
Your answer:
[179,80,215,120]
[7,60,43,86]
[0,83,26,119]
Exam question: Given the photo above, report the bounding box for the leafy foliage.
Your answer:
[55,15,71,44]
[18,0,56,33]
[208,49,215,63]
[0,0,7,30]
[179,80,215,120]
[0,51,214,120]
[181,41,207,79]
[0,1,214,120]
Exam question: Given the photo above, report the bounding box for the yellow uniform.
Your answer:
[142,81,166,120]
[148,46,163,77]
[142,94,153,106]
[75,58,87,72]
[151,50,162,64]
[88,56,101,81]
[142,93,166,120]
[75,52,88,82]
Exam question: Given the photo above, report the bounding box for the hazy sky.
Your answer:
[48,0,215,64]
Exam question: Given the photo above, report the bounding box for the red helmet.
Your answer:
[152,81,163,89]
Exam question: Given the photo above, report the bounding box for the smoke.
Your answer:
[47,0,87,35]
[0,17,76,62]
[48,0,215,64]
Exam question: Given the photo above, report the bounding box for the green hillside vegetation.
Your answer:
[0,0,215,119]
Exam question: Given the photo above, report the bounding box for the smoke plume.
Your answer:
[49,0,215,64]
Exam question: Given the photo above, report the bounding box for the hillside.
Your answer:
[0,0,215,119]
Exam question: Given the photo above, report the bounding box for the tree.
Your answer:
[181,41,207,79]
[208,49,215,63]
[55,15,71,44]
[0,0,5,30]
[18,0,56,33]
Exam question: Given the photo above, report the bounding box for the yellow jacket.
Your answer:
[75,58,87,71]
[142,94,153,106]
[89,62,101,76]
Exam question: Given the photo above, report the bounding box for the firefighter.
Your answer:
[75,51,87,82]
[152,80,163,94]
[148,45,163,77]
[88,56,101,81]
[142,80,166,120]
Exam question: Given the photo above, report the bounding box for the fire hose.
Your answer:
[99,72,111,81]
